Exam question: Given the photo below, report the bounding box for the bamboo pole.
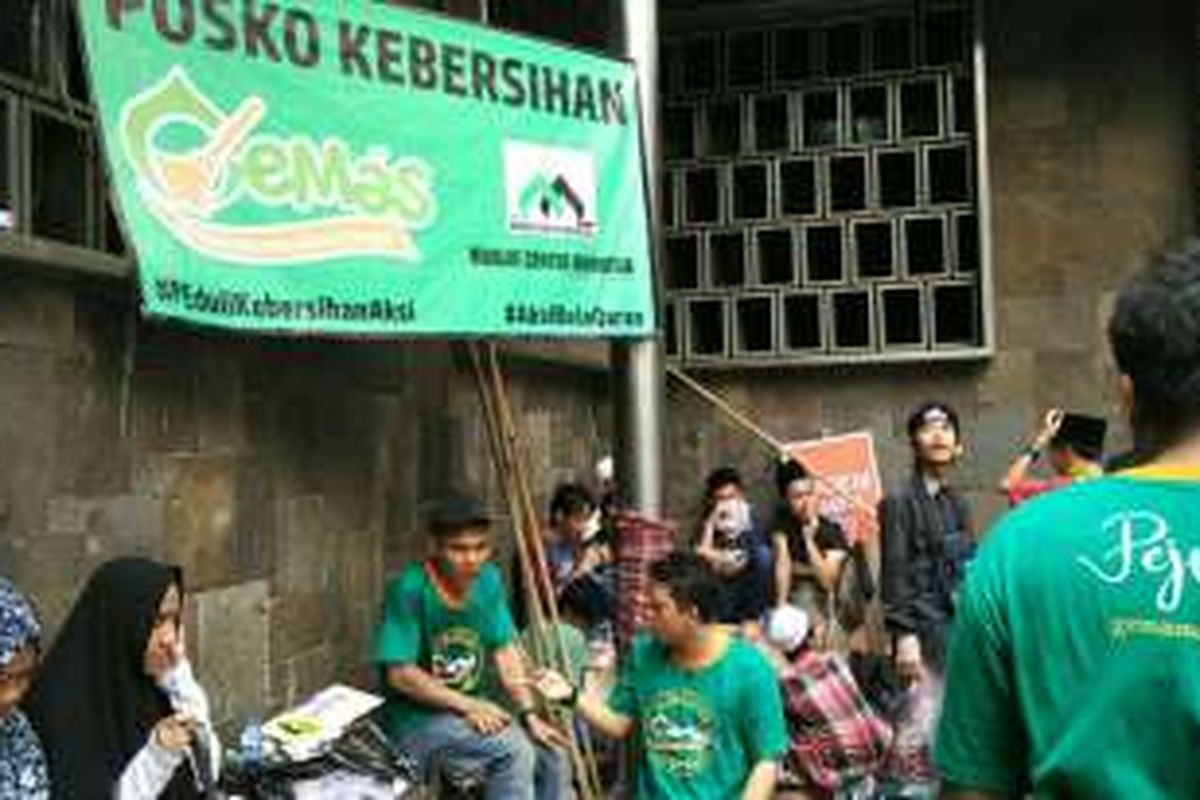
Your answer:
[467,344,550,665]
[666,365,878,519]
[484,345,603,800]
[470,343,602,799]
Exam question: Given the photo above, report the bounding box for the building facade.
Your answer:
[0,0,1195,729]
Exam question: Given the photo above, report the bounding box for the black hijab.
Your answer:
[23,558,197,800]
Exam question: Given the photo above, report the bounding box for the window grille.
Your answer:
[661,1,990,365]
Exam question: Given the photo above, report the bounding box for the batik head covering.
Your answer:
[0,577,40,668]
[0,577,49,800]
[24,558,198,800]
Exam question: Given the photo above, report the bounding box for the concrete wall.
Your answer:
[660,0,1197,530]
[0,267,609,730]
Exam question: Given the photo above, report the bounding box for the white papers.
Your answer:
[292,772,410,799]
[262,684,385,761]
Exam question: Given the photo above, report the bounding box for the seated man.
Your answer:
[770,459,850,635]
[764,605,893,800]
[516,482,617,650]
[535,552,787,800]
[373,493,570,800]
[695,467,770,625]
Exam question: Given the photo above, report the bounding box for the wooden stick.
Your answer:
[485,345,603,800]
[666,364,878,519]
[468,344,550,664]
[473,344,601,798]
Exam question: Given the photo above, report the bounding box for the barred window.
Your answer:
[661,2,990,364]
[1,0,127,259]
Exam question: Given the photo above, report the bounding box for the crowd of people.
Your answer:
[3,242,1200,798]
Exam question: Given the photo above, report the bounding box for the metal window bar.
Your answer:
[0,91,14,233]
[929,280,980,347]
[662,0,990,366]
[733,293,778,355]
[877,283,927,348]
[829,288,874,350]
[663,300,681,356]
[755,226,797,286]
[777,157,821,218]
[803,221,846,285]
[780,291,825,352]
[851,218,897,281]
[685,296,730,358]
[902,214,949,277]
[25,99,95,249]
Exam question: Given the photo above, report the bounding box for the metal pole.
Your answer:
[613,0,665,518]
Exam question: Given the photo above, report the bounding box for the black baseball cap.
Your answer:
[427,493,492,536]
[1051,413,1108,461]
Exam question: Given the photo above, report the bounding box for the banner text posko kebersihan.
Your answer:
[84,0,654,336]
[105,0,630,127]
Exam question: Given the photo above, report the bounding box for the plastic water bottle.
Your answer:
[238,718,263,769]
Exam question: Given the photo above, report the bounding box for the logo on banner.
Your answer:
[504,141,597,237]
[119,68,438,265]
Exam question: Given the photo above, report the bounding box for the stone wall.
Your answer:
[0,268,609,730]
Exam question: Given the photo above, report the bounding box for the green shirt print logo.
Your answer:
[431,627,484,692]
[1077,510,1200,614]
[643,688,716,778]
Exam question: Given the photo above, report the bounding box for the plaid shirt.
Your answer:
[614,513,675,652]
[781,648,893,797]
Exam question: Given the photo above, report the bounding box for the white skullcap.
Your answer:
[765,604,811,654]
[595,455,615,484]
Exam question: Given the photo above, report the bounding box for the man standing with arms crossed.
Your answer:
[535,551,787,799]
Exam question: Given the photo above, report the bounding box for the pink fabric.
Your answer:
[1006,476,1073,507]
[613,513,675,653]
[782,650,893,795]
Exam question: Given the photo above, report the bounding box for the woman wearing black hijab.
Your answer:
[24,558,219,799]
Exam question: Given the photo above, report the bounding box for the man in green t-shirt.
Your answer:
[937,240,1200,798]
[535,551,788,799]
[372,494,569,800]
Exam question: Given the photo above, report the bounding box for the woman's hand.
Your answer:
[153,713,196,752]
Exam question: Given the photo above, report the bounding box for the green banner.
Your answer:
[77,1,655,337]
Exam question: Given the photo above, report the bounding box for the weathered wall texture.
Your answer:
[0,274,609,729]
[661,0,1197,531]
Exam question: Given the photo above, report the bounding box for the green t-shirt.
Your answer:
[372,561,515,740]
[610,633,788,799]
[520,621,590,685]
[936,472,1200,798]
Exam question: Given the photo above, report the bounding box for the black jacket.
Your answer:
[879,473,974,663]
